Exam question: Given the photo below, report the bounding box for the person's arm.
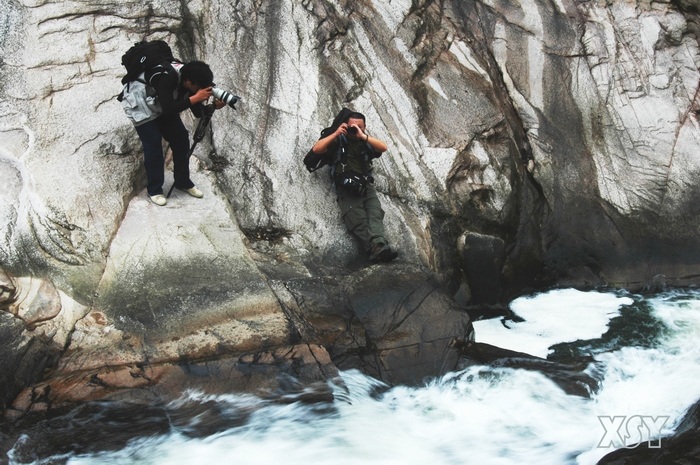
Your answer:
[151,71,189,115]
[349,124,388,154]
[311,125,345,155]
[188,87,213,107]
[152,70,212,116]
[190,89,224,118]
[311,121,388,155]
[362,134,387,154]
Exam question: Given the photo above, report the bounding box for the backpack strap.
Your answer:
[336,136,348,163]
[331,136,376,189]
[331,135,349,180]
[146,62,179,88]
[117,74,148,102]
[333,136,374,174]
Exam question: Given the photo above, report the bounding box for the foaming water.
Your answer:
[10,289,700,465]
[473,288,635,358]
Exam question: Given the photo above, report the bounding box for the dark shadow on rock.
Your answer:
[459,232,506,305]
[276,262,474,387]
[343,264,473,386]
[0,312,59,413]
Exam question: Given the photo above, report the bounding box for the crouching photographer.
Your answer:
[138,60,233,206]
[310,111,398,263]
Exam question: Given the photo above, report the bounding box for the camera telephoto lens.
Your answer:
[212,87,240,109]
[347,126,358,135]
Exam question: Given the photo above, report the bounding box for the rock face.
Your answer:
[1,0,700,418]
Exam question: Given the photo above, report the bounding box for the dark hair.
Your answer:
[346,112,366,123]
[180,61,214,87]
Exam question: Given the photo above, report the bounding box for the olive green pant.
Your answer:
[337,185,387,252]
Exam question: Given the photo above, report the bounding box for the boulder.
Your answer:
[1,0,700,420]
[459,342,599,398]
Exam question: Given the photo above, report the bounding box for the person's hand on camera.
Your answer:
[337,123,365,139]
[348,124,366,140]
[333,123,348,138]
[213,99,226,110]
[192,86,213,105]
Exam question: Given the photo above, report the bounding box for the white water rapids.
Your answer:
[12,288,700,465]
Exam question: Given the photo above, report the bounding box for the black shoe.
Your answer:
[369,244,398,263]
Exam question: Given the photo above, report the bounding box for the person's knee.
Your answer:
[137,133,163,156]
[365,201,385,222]
[169,131,190,155]
[342,207,367,232]
[142,144,164,164]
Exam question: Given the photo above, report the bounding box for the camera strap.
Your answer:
[166,104,215,199]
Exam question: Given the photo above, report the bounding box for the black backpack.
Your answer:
[120,40,175,84]
[303,107,354,173]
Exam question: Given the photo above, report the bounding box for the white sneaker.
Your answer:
[149,194,167,206]
[180,186,203,198]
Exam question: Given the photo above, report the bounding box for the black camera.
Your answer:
[337,172,370,196]
[347,126,358,135]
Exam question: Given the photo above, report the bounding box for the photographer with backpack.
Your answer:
[119,41,225,206]
[310,110,398,263]
[137,60,225,206]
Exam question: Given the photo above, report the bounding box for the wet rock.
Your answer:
[6,343,338,417]
[1,401,172,464]
[459,342,599,398]
[596,399,700,464]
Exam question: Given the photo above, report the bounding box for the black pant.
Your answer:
[135,113,194,196]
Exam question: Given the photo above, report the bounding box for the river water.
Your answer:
[7,288,700,465]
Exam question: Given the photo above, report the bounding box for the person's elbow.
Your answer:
[311,144,327,155]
